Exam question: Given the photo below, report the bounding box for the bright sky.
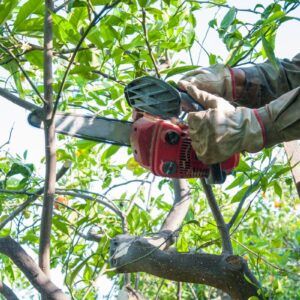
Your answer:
[0,1,299,298]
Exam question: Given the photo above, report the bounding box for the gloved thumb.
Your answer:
[185,84,234,111]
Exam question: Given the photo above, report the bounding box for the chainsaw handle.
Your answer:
[179,91,204,112]
[179,91,226,184]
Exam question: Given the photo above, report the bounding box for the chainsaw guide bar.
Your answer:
[28,111,133,147]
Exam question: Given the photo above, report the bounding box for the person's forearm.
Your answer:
[256,87,300,147]
[232,53,300,108]
[231,68,245,100]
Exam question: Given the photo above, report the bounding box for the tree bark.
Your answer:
[0,237,68,300]
[0,281,19,300]
[39,0,56,281]
[110,235,260,300]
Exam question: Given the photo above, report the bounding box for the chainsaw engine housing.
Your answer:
[131,116,239,179]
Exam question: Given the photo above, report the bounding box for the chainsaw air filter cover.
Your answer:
[125,76,182,118]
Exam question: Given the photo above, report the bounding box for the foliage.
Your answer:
[0,0,299,299]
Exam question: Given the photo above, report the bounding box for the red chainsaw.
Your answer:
[28,76,239,184]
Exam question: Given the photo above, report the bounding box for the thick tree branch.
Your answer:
[110,236,260,300]
[39,0,56,279]
[161,179,191,232]
[0,237,68,300]
[136,179,192,252]
[0,161,71,231]
[200,179,232,254]
[0,87,40,111]
[0,281,19,300]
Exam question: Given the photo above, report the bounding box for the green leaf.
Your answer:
[164,65,199,78]
[14,17,44,35]
[7,163,34,178]
[25,50,44,68]
[13,0,43,30]
[69,7,88,28]
[231,186,249,203]
[4,61,24,98]
[273,181,282,199]
[101,145,120,162]
[226,174,245,190]
[261,35,279,70]
[0,0,18,26]
[69,255,91,285]
[138,0,148,8]
[91,0,111,5]
[235,160,251,172]
[264,11,285,25]
[220,7,236,30]
[52,216,69,235]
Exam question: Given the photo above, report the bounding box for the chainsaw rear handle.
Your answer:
[178,91,226,184]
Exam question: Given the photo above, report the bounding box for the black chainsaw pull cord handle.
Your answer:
[178,91,226,184]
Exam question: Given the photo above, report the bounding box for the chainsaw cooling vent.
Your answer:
[125,76,181,118]
[179,136,208,178]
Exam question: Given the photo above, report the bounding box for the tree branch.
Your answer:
[0,161,71,231]
[227,158,276,230]
[39,0,56,280]
[52,1,120,118]
[0,87,40,111]
[0,281,19,300]
[141,8,161,78]
[54,0,72,12]
[200,179,232,254]
[109,235,260,300]
[0,237,68,300]
[161,179,191,232]
[0,126,14,150]
[0,45,45,103]
[56,189,125,223]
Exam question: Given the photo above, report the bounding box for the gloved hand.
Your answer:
[178,64,236,101]
[185,85,265,164]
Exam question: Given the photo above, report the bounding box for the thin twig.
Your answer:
[0,162,71,231]
[104,179,151,195]
[190,1,261,14]
[54,0,72,12]
[56,190,125,222]
[0,45,45,103]
[232,238,300,279]
[0,126,14,150]
[141,8,161,78]
[200,179,232,254]
[227,158,276,229]
[52,1,120,119]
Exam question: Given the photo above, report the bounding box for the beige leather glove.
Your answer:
[186,85,264,164]
[178,64,235,100]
